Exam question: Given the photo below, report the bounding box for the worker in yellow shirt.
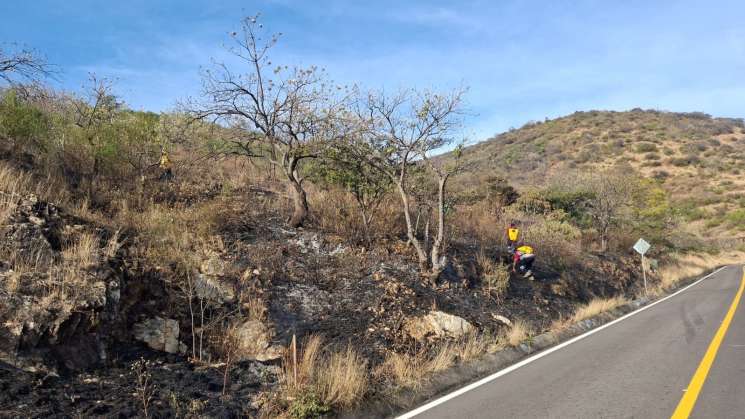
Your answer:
[506,222,520,252]
[159,150,173,181]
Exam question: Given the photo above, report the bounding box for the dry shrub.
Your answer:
[0,164,32,224]
[507,320,532,346]
[103,229,122,259]
[309,187,402,245]
[281,335,369,412]
[117,201,219,273]
[243,295,267,321]
[451,200,503,246]
[309,188,361,242]
[0,248,42,294]
[477,251,510,299]
[523,216,582,269]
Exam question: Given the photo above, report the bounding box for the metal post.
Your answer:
[642,253,648,295]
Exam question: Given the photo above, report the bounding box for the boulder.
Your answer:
[234,320,284,362]
[133,317,182,354]
[404,310,474,340]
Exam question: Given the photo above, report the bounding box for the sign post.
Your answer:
[633,238,651,295]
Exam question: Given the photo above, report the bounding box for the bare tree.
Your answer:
[585,169,637,252]
[70,74,122,186]
[189,15,352,227]
[0,44,53,86]
[357,87,466,277]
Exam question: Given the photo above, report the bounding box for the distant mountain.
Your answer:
[449,109,745,238]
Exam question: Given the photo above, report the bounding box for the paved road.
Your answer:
[405,264,745,419]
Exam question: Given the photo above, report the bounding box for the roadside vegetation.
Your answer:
[1,17,744,418]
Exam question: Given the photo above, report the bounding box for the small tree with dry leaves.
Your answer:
[355,87,466,277]
[189,14,354,227]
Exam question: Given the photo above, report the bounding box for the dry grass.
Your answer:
[657,251,745,292]
[62,232,99,269]
[280,335,369,411]
[571,296,628,323]
[317,346,368,408]
[375,332,502,391]
[477,251,510,299]
[507,320,532,346]
[0,164,32,225]
[549,296,628,333]
[374,343,456,391]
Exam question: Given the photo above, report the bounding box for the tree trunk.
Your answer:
[396,181,428,270]
[288,178,308,228]
[284,156,309,228]
[430,176,449,276]
[360,207,371,246]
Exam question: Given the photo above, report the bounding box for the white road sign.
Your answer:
[633,238,651,255]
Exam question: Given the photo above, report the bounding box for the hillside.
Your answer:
[451,109,745,240]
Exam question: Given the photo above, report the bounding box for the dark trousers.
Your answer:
[519,254,535,271]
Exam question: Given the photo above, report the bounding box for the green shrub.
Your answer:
[288,391,330,419]
[635,142,658,153]
[726,209,745,226]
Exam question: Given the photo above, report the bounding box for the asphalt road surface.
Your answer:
[401,264,745,419]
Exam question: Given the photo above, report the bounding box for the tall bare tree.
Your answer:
[0,44,53,87]
[189,15,352,227]
[357,87,466,277]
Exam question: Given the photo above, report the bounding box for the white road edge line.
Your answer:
[396,265,730,419]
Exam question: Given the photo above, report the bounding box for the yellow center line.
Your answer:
[671,270,745,419]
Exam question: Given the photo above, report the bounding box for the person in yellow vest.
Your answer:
[513,244,535,279]
[159,150,173,181]
[506,222,520,252]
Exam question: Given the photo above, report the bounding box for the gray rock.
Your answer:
[133,317,182,354]
[234,320,284,362]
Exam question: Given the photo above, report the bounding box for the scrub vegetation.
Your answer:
[0,17,743,418]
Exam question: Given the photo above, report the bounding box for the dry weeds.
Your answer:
[507,320,532,346]
[656,251,745,293]
[280,335,368,411]
[571,296,628,323]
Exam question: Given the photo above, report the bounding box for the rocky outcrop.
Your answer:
[0,194,125,372]
[196,253,235,303]
[133,317,185,354]
[404,310,474,340]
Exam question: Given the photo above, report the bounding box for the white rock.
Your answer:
[133,317,181,354]
[404,310,474,340]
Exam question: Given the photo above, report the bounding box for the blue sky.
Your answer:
[2,0,745,142]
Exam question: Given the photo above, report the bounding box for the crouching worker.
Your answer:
[513,245,535,279]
